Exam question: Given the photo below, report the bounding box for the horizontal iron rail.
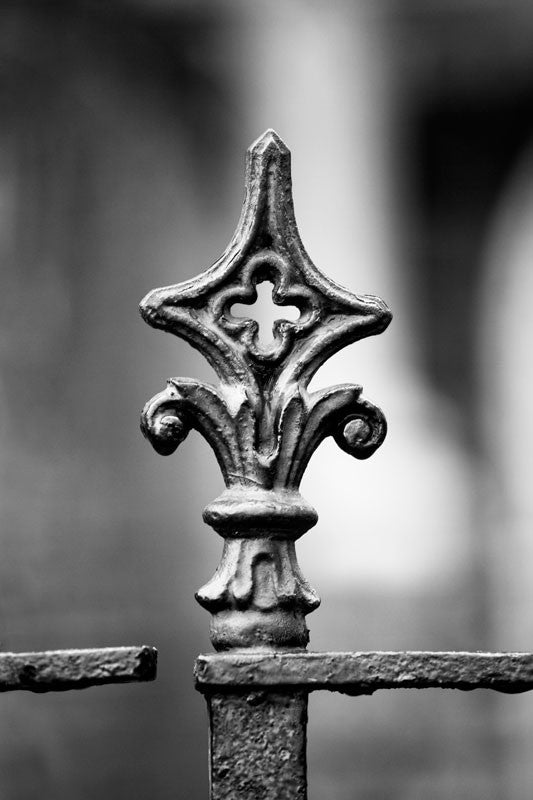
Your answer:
[195,651,533,696]
[0,646,157,692]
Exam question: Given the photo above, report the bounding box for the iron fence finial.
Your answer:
[140,130,391,651]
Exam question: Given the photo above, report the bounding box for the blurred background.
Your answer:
[1,0,533,797]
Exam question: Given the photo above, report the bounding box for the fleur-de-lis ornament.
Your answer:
[141,130,391,651]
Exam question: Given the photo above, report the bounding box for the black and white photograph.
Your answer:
[1,1,533,798]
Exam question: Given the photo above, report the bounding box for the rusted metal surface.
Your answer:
[196,651,533,695]
[0,646,156,692]
[209,690,307,800]
[140,129,391,652]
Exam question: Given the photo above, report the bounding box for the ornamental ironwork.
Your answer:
[140,129,391,653]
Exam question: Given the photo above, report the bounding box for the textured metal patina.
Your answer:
[196,650,533,695]
[140,129,391,652]
[209,691,307,800]
[0,646,157,692]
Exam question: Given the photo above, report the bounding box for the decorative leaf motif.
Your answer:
[288,385,362,488]
[141,379,247,483]
[196,539,320,617]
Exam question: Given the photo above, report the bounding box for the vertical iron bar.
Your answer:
[207,690,308,800]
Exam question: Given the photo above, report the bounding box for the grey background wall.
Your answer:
[1,2,533,798]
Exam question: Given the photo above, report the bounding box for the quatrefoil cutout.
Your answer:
[229,280,301,350]
[213,255,321,364]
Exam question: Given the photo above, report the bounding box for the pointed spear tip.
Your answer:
[249,128,290,157]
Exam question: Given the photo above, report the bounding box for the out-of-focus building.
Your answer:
[1,1,533,798]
